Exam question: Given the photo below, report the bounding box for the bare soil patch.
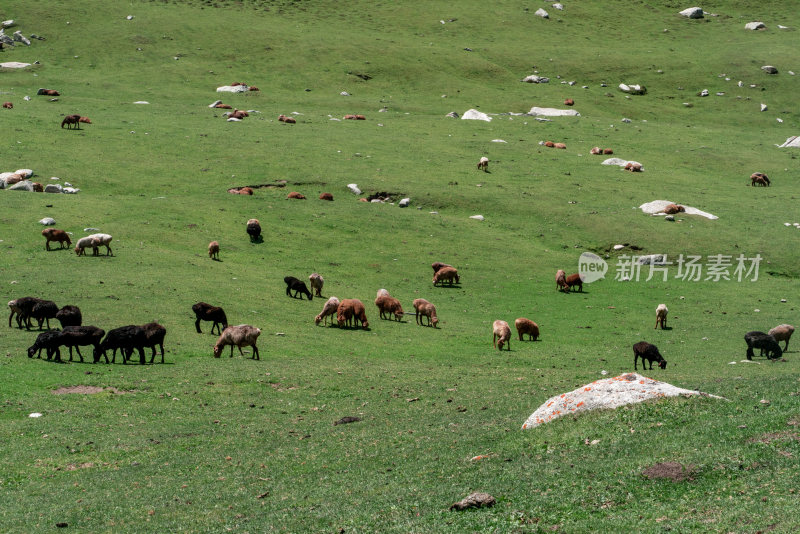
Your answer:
[747,431,800,444]
[641,462,697,482]
[51,385,132,395]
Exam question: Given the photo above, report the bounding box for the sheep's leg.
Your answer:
[634,355,638,370]
[195,318,203,334]
[252,344,259,360]
[75,345,84,363]
[229,345,235,358]
[137,347,145,365]
[492,333,497,348]
[106,244,113,256]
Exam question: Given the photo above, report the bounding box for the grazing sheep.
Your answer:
[192,302,228,335]
[285,276,313,300]
[27,331,61,360]
[376,288,391,298]
[315,296,340,325]
[228,109,249,120]
[553,142,567,149]
[590,147,602,155]
[61,114,81,129]
[375,295,404,321]
[2,102,12,109]
[515,318,539,341]
[492,320,511,351]
[768,324,794,352]
[624,162,642,172]
[319,192,334,201]
[663,204,685,215]
[287,192,306,199]
[208,241,220,260]
[655,304,668,329]
[750,172,770,187]
[337,299,369,328]
[38,89,60,96]
[246,218,262,242]
[139,322,167,364]
[344,114,366,120]
[564,98,574,106]
[603,148,614,155]
[96,325,147,364]
[75,233,112,256]
[412,298,438,328]
[55,325,105,363]
[215,103,233,109]
[79,116,92,125]
[433,266,460,286]
[214,325,261,359]
[544,141,555,148]
[744,331,782,360]
[42,228,72,250]
[309,273,324,297]
[56,305,82,328]
[431,262,452,274]
[565,273,583,292]
[555,269,569,292]
[228,187,253,195]
[248,86,260,92]
[8,297,41,329]
[633,341,667,370]
[278,114,296,123]
[30,300,58,330]
[477,157,489,172]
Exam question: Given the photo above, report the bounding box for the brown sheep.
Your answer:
[344,114,358,120]
[564,98,574,106]
[603,148,614,155]
[2,102,12,109]
[319,192,334,201]
[38,89,60,96]
[42,228,72,250]
[375,295,404,321]
[229,109,249,120]
[477,156,489,172]
[515,318,539,341]
[433,266,460,286]
[555,269,569,292]
[413,298,438,327]
[246,218,261,242]
[768,324,794,351]
[663,204,685,215]
[208,241,220,260]
[553,142,567,149]
[492,320,511,351]
[287,192,306,200]
[337,299,369,329]
[590,147,602,155]
[278,114,296,123]
[544,141,555,148]
[61,114,82,129]
[565,273,583,292]
[624,162,642,172]
[215,103,233,109]
[229,187,254,195]
[248,86,260,91]
[431,262,452,274]
[213,325,261,360]
[750,172,770,187]
[32,182,43,192]
[79,116,92,125]
[315,297,340,326]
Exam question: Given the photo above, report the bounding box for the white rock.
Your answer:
[679,7,704,19]
[738,81,744,87]
[535,8,549,18]
[527,106,580,117]
[778,25,788,29]
[522,373,721,429]
[621,117,632,123]
[619,83,647,95]
[601,158,629,166]
[665,215,675,221]
[613,244,625,250]
[340,91,350,96]
[553,3,564,10]
[15,169,33,178]
[62,187,79,194]
[461,109,492,121]
[639,200,718,220]
[445,111,459,118]
[469,215,485,221]
[226,117,241,122]
[12,31,30,45]
[347,184,361,195]
[760,103,768,112]
[777,118,783,123]
[761,65,778,74]
[522,74,549,83]
[44,184,63,193]
[370,199,382,203]
[216,85,248,93]
[778,136,800,148]
[126,15,134,20]
[1,20,15,28]
[491,139,507,143]
[744,22,766,30]
[399,198,410,207]
[1,62,32,69]
[28,412,43,418]
[637,254,666,265]
[208,100,223,108]
[699,89,709,97]
[8,180,34,192]
[39,217,56,226]
[133,101,149,104]
[83,228,100,232]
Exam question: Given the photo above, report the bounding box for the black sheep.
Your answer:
[95,325,147,364]
[192,302,228,335]
[138,322,167,363]
[284,276,313,300]
[30,299,59,330]
[57,325,105,363]
[744,331,782,360]
[633,341,667,370]
[56,305,82,328]
[246,218,262,242]
[27,331,61,360]
[9,296,43,329]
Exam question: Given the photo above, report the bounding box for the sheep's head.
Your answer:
[314,315,322,325]
[497,339,505,350]
[361,319,369,329]
[74,246,82,256]
[213,345,222,358]
[431,316,439,328]
[659,360,667,369]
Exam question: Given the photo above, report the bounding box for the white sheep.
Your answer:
[655,304,668,330]
[75,233,113,256]
[309,273,324,297]
[768,324,794,351]
[493,320,511,351]
[208,241,220,260]
[315,297,341,326]
[213,325,261,359]
[477,156,489,172]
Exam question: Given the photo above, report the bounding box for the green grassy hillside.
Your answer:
[0,1,798,532]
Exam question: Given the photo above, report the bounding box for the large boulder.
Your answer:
[527,106,580,117]
[679,7,704,19]
[44,184,63,194]
[521,74,549,83]
[0,62,32,69]
[745,22,766,30]
[216,85,249,93]
[8,180,34,192]
[461,109,492,121]
[762,65,778,74]
[534,8,549,19]
[638,199,718,220]
[779,136,800,148]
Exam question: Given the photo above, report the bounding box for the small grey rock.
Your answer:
[450,492,496,511]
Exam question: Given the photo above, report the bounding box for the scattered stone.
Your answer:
[347,184,361,195]
[2,20,15,28]
[621,117,632,123]
[522,373,722,429]
[744,22,766,30]
[527,106,580,117]
[469,215,485,221]
[665,215,675,221]
[450,492,496,511]
[133,101,149,104]
[679,7,704,19]
[553,3,564,10]
[778,136,800,148]
[340,91,350,96]
[762,65,778,74]
[8,180,34,192]
[29,412,43,418]
[12,31,30,45]
[399,198,410,207]
[613,244,625,251]
[534,8,549,19]
[461,109,491,121]
[445,111,459,118]
[619,83,647,95]
[698,89,709,97]
[126,15,134,20]
[761,103,768,112]
[44,184,63,194]
[637,254,667,265]
[333,416,361,426]
[216,85,248,93]
[639,200,718,220]
[521,74,549,84]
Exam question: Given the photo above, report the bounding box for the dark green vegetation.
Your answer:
[1,1,799,531]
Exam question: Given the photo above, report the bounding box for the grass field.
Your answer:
[1,1,799,532]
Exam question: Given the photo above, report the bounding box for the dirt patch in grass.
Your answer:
[51,385,133,395]
[642,462,697,482]
[747,431,800,444]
